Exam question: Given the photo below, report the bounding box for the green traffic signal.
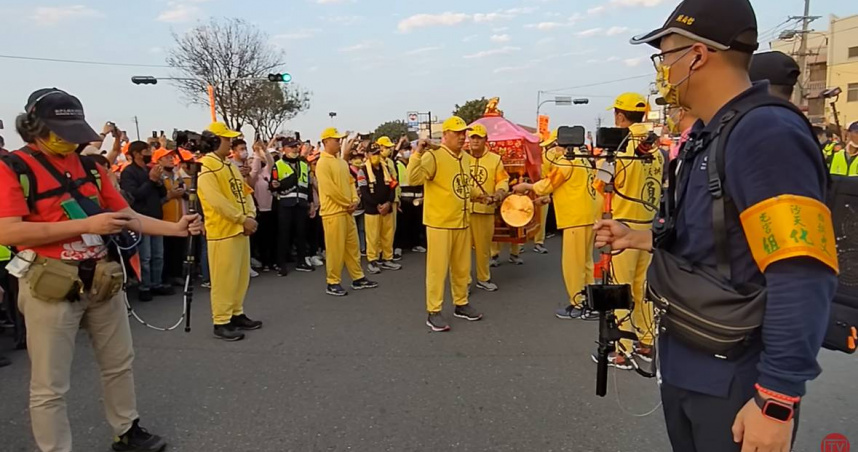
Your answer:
[267,73,292,83]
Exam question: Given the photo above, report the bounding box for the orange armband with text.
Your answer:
[739,195,839,274]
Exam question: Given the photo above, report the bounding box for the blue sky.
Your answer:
[0,0,854,148]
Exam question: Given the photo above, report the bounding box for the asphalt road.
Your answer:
[0,236,855,452]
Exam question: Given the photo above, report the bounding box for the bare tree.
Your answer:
[166,18,287,130]
[244,83,311,140]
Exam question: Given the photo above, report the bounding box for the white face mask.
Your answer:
[239,150,248,160]
[401,150,412,160]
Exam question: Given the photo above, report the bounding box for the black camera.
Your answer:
[596,127,629,152]
[557,126,586,148]
[173,129,219,154]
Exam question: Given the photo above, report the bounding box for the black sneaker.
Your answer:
[231,314,262,330]
[112,419,167,452]
[351,278,379,290]
[138,290,153,302]
[326,284,348,297]
[213,324,245,341]
[278,269,288,277]
[453,304,483,321]
[296,262,314,272]
[426,312,451,332]
[152,285,175,296]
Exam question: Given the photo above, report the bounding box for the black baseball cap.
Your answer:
[25,88,100,144]
[281,137,301,148]
[631,0,759,54]
[749,51,800,86]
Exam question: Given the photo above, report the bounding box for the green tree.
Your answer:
[373,120,417,141]
[244,83,311,140]
[453,97,489,125]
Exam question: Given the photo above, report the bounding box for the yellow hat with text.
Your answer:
[540,129,558,148]
[469,124,488,138]
[321,127,347,140]
[375,136,395,147]
[207,122,241,138]
[442,116,470,132]
[609,92,649,112]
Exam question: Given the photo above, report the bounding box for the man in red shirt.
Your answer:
[0,88,201,452]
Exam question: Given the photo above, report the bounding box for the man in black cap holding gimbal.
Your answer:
[595,1,839,451]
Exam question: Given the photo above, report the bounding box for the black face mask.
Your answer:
[142,155,152,165]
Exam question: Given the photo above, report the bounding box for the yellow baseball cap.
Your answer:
[469,124,488,138]
[540,129,558,148]
[321,127,346,140]
[207,122,241,138]
[442,116,470,132]
[375,136,395,147]
[609,93,649,112]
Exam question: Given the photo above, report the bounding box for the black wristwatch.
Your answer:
[753,392,795,423]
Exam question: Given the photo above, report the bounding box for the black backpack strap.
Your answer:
[27,151,106,216]
[1,152,38,212]
[706,95,821,282]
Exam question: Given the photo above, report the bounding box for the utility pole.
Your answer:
[133,116,140,140]
[795,0,811,107]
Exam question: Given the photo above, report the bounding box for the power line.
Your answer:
[543,74,653,94]
[0,54,172,68]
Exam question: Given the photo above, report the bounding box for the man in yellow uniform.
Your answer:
[316,127,379,296]
[198,122,262,341]
[375,136,401,258]
[514,130,598,320]
[408,116,483,332]
[532,131,558,255]
[467,124,509,292]
[598,93,665,368]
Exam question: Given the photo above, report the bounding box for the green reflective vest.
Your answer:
[396,161,408,186]
[274,159,311,202]
[0,245,11,262]
[830,150,858,177]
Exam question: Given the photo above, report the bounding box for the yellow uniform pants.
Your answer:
[613,247,654,349]
[365,213,395,262]
[491,242,522,257]
[535,203,549,245]
[19,276,138,452]
[209,234,251,325]
[426,227,471,313]
[470,213,495,283]
[323,213,365,285]
[562,227,595,306]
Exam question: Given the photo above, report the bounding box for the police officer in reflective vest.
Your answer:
[829,121,858,177]
[0,88,202,452]
[272,137,315,275]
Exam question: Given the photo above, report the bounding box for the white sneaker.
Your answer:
[251,257,262,268]
[412,246,427,253]
[249,268,259,278]
[476,280,498,292]
[310,255,324,267]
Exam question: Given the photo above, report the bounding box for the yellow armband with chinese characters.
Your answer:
[740,195,839,274]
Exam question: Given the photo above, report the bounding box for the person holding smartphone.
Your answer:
[119,141,174,302]
[0,87,202,452]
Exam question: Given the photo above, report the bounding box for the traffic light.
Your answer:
[267,73,292,83]
[131,76,158,85]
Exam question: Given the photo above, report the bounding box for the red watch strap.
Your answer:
[754,383,801,404]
